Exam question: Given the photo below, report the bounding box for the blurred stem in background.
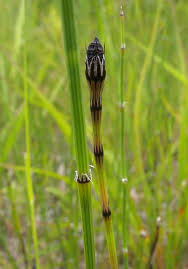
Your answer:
[133,0,163,175]
[170,0,188,261]
[120,6,128,269]
[60,1,96,268]
[171,0,188,197]
[24,0,40,268]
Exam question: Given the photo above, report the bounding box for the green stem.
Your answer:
[78,183,96,268]
[97,166,118,269]
[120,6,128,269]
[60,1,96,268]
[24,1,40,268]
[104,217,118,269]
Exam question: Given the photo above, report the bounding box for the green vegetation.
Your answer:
[60,0,96,268]
[120,7,128,269]
[23,0,40,268]
[0,0,187,268]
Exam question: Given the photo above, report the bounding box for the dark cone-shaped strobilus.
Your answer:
[85,37,118,269]
[86,37,105,128]
[85,37,106,83]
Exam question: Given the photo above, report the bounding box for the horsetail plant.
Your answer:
[148,217,161,269]
[86,37,118,269]
[120,6,129,269]
[60,1,96,268]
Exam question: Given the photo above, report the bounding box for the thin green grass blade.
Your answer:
[0,109,24,164]
[14,0,24,61]
[133,0,163,174]
[126,33,188,86]
[0,50,71,143]
[24,1,40,268]
[0,162,71,186]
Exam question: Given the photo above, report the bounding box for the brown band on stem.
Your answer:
[90,97,102,123]
[94,143,103,165]
[77,174,91,184]
[102,207,111,218]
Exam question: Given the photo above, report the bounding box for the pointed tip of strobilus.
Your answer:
[85,37,106,84]
[94,36,99,43]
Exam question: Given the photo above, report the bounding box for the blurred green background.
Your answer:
[0,0,187,268]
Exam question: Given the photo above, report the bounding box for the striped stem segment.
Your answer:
[86,37,118,269]
[60,1,96,268]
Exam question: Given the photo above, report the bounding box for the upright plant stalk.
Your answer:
[120,7,128,269]
[60,1,96,268]
[86,37,118,269]
[24,1,40,268]
[148,217,161,269]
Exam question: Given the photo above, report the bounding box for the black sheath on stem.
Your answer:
[85,37,118,269]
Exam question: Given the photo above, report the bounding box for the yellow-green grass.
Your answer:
[0,0,187,268]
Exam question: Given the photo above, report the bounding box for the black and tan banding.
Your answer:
[86,37,112,220]
[102,207,111,218]
[94,143,104,166]
[86,36,118,269]
[90,97,102,123]
[77,174,91,184]
[85,37,106,83]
